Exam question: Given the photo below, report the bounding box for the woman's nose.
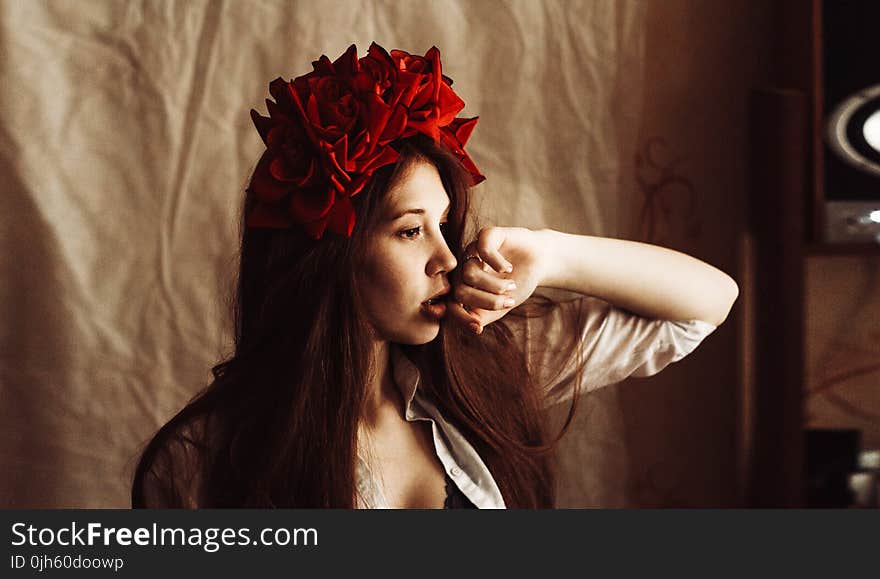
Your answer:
[431,238,458,275]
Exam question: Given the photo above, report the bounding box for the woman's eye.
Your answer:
[399,226,422,239]
[398,223,449,240]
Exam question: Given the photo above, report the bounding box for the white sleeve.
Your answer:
[510,295,717,407]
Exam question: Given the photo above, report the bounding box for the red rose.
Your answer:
[246,43,483,238]
[247,81,320,215]
[312,77,359,135]
[353,42,398,100]
[353,43,410,149]
[294,53,359,139]
[440,117,485,186]
[390,47,464,141]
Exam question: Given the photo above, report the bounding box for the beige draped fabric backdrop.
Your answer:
[1,0,769,507]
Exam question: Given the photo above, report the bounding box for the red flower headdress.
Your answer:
[246,42,485,239]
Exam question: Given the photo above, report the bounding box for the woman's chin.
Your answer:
[403,319,441,345]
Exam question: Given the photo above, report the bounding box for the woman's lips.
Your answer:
[420,300,447,320]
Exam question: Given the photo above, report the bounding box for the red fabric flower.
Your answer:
[246,42,484,238]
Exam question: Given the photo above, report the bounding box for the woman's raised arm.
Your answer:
[451,226,738,331]
[533,230,739,327]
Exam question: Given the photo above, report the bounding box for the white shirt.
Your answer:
[355,295,717,509]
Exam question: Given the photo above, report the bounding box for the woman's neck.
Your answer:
[361,340,403,427]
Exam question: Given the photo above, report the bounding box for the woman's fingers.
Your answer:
[454,283,517,311]
[464,238,514,274]
[461,257,517,295]
[447,300,482,332]
[452,229,521,334]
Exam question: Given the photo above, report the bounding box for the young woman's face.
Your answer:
[359,159,459,345]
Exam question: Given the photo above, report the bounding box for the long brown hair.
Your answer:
[131,135,582,508]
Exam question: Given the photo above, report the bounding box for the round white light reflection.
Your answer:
[864,109,880,154]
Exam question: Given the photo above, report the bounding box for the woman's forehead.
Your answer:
[384,162,450,216]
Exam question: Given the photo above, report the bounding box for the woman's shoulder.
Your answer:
[131,410,214,509]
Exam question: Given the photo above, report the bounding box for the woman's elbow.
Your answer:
[707,275,739,327]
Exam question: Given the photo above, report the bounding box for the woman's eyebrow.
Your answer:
[388,204,451,221]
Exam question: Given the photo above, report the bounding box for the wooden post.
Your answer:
[745,88,806,507]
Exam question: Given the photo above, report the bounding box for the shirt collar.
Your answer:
[390,343,421,415]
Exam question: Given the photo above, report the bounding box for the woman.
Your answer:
[131,43,737,509]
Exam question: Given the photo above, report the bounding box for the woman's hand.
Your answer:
[449,226,544,334]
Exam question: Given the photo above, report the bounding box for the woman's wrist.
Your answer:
[531,228,587,291]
